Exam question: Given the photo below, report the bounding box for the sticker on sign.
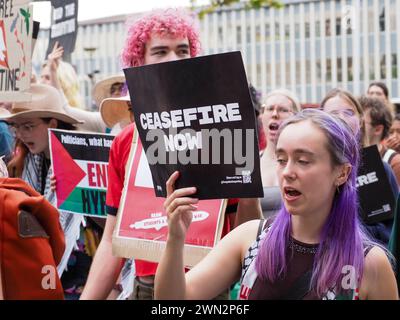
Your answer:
[130,211,210,231]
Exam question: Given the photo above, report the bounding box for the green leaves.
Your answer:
[191,0,284,19]
[20,8,31,35]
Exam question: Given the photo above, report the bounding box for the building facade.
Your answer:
[33,0,400,107]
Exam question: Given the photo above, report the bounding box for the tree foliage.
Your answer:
[191,0,284,18]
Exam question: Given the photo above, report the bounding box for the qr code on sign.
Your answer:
[242,171,251,184]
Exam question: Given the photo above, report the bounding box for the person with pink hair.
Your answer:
[120,8,201,68]
[80,8,262,300]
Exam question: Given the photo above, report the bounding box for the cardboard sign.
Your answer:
[113,128,227,267]
[124,51,263,200]
[357,145,395,224]
[46,0,78,57]
[49,129,115,218]
[0,0,32,102]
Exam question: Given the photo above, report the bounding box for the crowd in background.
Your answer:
[0,7,399,300]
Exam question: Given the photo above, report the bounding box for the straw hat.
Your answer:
[99,95,132,128]
[0,84,83,124]
[92,75,125,107]
[0,107,10,118]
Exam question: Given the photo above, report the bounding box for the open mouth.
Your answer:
[283,187,302,200]
[269,123,280,131]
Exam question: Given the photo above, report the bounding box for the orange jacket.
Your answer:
[0,178,65,300]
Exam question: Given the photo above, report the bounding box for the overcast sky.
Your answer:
[33,0,210,28]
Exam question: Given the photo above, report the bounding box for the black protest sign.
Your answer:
[46,0,78,56]
[357,145,395,224]
[124,51,264,200]
[49,129,115,218]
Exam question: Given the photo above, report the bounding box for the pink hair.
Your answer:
[121,8,201,67]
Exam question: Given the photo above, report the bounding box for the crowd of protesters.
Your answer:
[0,7,399,300]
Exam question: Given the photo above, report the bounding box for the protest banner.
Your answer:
[0,0,32,102]
[357,145,395,224]
[113,128,227,267]
[124,51,264,200]
[49,129,115,218]
[46,0,78,57]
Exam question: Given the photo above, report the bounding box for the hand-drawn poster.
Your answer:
[113,128,227,267]
[0,0,32,102]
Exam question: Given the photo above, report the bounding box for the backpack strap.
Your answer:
[257,218,274,237]
[363,244,375,257]
[256,219,265,238]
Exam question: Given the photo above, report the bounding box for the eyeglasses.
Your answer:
[263,105,293,115]
[8,122,42,135]
[328,109,357,118]
[110,82,126,95]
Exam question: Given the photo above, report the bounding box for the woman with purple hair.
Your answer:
[155,109,398,300]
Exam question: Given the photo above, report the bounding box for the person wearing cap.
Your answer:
[81,8,262,300]
[92,75,125,107]
[1,84,82,191]
[95,75,135,135]
[0,84,88,298]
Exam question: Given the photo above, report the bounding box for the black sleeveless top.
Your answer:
[249,236,320,299]
[239,220,366,300]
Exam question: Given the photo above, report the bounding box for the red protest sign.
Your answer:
[113,128,227,267]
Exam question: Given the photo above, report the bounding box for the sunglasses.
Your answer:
[110,82,128,96]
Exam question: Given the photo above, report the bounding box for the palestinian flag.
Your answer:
[49,129,115,218]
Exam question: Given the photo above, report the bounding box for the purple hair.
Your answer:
[255,108,375,297]
[121,8,201,67]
